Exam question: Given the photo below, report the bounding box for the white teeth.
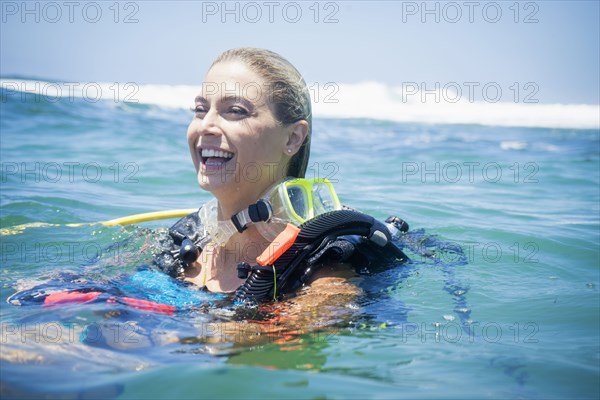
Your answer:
[201,149,234,158]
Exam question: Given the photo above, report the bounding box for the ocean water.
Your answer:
[0,79,599,399]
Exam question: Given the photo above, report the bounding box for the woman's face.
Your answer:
[187,61,290,197]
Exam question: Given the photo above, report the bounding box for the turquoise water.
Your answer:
[1,87,599,399]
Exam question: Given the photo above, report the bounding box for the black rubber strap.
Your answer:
[231,215,246,233]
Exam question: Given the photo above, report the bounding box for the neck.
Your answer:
[212,180,277,220]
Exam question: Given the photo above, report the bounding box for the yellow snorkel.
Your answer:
[98,209,197,226]
[0,208,197,236]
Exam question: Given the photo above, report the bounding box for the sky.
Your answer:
[1,0,599,104]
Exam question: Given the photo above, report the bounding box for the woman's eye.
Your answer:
[191,105,207,117]
[228,106,248,116]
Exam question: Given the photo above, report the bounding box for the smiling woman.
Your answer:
[152,47,408,306]
[179,48,311,293]
[188,50,310,221]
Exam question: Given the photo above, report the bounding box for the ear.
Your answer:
[284,120,309,155]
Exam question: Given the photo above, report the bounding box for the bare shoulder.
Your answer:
[304,262,362,296]
[276,263,362,328]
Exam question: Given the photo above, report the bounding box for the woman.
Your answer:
[184,47,312,293]
[154,47,407,306]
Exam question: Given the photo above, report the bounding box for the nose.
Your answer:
[199,108,221,137]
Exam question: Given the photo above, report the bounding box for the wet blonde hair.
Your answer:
[210,48,312,178]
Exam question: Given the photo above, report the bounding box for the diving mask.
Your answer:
[198,178,342,246]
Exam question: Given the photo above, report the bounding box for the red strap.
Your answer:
[43,291,102,306]
[119,297,176,315]
[41,290,176,315]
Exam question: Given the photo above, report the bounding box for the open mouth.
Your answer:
[200,148,235,169]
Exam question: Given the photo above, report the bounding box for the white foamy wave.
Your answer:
[500,141,528,150]
[2,79,598,129]
[316,82,599,130]
[0,79,199,110]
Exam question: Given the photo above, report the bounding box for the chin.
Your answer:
[196,170,234,193]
